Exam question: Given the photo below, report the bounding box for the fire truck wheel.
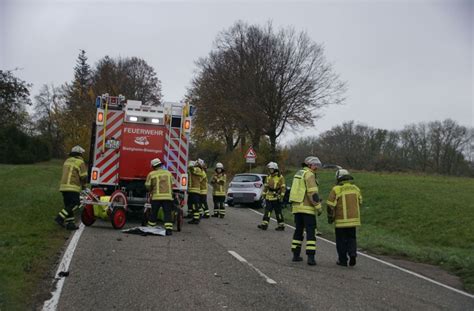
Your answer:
[81,205,96,226]
[111,207,126,229]
[176,208,184,232]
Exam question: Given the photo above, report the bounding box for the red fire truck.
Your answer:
[80,94,192,230]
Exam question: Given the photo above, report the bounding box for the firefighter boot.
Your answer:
[349,256,356,267]
[55,215,65,227]
[166,229,173,236]
[257,224,268,230]
[211,213,219,218]
[307,255,317,266]
[188,219,200,225]
[275,225,285,231]
[66,223,79,231]
[292,252,303,262]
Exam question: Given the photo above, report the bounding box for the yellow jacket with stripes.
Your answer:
[289,167,321,215]
[145,168,173,200]
[326,181,362,227]
[59,156,87,192]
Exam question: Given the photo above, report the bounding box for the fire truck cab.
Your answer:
[81,94,192,229]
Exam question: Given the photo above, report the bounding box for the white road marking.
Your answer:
[42,224,86,311]
[228,250,277,285]
[248,208,474,299]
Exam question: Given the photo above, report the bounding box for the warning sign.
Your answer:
[245,147,257,163]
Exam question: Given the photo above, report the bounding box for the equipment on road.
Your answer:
[80,94,192,229]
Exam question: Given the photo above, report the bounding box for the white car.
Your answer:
[226,173,267,208]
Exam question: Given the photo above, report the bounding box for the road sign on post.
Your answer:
[244,147,257,171]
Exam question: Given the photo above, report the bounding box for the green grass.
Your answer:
[280,169,474,292]
[0,160,69,310]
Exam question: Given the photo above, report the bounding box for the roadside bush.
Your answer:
[0,126,51,164]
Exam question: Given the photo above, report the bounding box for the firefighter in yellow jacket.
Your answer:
[289,156,322,265]
[188,160,204,224]
[258,162,286,231]
[211,162,227,218]
[55,145,88,230]
[326,169,362,266]
[145,158,174,236]
[197,159,210,218]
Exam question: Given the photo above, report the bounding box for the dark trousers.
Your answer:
[188,193,201,220]
[201,194,209,216]
[262,200,284,226]
[335,227,357,264]
[58,191,80,224]
[148,200,173,230]
[213,195,225,216]
[292,213,316,255]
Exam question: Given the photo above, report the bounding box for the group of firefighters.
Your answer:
[55,146,362,267]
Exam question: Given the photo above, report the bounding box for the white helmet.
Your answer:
[304,156,322,167]
[150,158,162,167]
[216,162,224,169]
[197,158,205,167]
[267,162,278,170]
[189,161,196,167]
[71,145,85,154]
[336,169,352,180]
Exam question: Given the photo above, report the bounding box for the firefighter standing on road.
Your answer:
[289,156,323,266]
[211,162,227,218]
[188,161,204,224]
[145,158,174,236]
[55,145,88,230]
[326,169,363,266]
[197,159,210,218]
[258,162,286,231]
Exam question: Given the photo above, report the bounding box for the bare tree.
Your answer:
[33,84,67,157]
[189,21,346,155]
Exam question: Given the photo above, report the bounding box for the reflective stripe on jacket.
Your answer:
[211,173,226,196]
[145,168,173,200]
[290,167,321,215]
[200,170,208,195]
[263,174,285,201]
[188,167,204,194]
[59,156,87,192]
[326,181,362,227]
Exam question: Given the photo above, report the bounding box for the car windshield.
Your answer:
[232,175,260,183]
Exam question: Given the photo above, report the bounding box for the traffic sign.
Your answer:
[245,147,257,159]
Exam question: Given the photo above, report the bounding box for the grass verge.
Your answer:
[279,169,474,292]
[0,160,69,310]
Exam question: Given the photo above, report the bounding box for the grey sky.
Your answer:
[1,0,472,143]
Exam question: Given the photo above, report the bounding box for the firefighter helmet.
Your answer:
[150,158,162,167]
[71,145,85,154]
[304,156,322,167]
[266,162,278,170]
[336,169,353,181]
[197,158,205,167]
[216,162,224,169]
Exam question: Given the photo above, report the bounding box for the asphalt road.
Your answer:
[54,197,474,310]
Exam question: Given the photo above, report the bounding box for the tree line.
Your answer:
[0,51,162,163]
[285,120,474,176]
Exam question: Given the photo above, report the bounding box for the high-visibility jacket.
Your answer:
[289,167,321,215]
[188,166,204,194]
[211,172,226,196]
[59,156,87,192]
[326,181,362,227]
[200,170,208,195]
[263,174,285,201]
[145,168,173,200]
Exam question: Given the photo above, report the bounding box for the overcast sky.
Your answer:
[1,0,472,143]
